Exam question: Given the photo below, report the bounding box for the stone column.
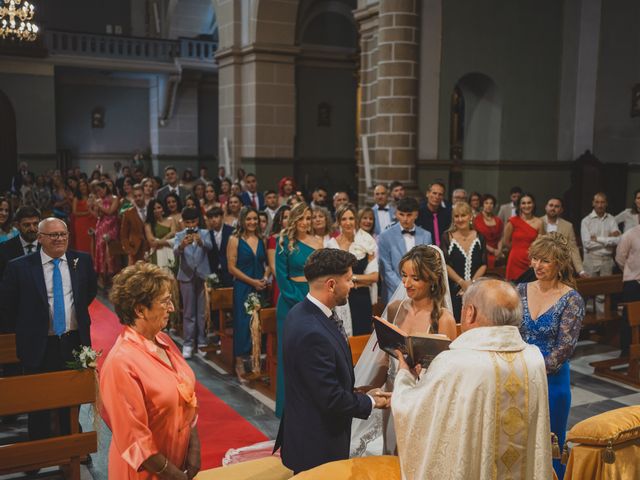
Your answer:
[356,0,420,202]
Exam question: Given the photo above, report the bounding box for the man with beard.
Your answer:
[274,248,390,474]
[0,206,41,281]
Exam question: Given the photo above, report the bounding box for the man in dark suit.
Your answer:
[274,249,390,474]
[240,173,265,210]
[417,181,451,247]
[0,217,97,440]
[0,206,40,282]
[205,207,234,287]
[156,165,191,205]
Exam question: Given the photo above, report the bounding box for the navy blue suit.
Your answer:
[0,250,97,369]
[275,297,372,473]
[241,191,265,210]
[207,224,234,287]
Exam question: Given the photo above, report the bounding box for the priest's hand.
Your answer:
[395,349,422,379]
[367,388,391,409]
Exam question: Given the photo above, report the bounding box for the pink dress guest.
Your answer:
[100,327,198,479]
[95,196,119,275]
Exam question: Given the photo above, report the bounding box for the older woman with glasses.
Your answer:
[100,262,200,480]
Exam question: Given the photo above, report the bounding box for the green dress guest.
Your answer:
[274,203,322,418]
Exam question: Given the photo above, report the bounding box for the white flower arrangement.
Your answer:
[244,292,262,315]
[66,345,102,370]
[206,273,221,289]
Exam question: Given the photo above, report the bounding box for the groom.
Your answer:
[274,248,390,474]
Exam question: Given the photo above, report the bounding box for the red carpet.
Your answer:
[89,300,268,469]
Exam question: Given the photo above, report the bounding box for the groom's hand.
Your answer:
[367,388,391,409]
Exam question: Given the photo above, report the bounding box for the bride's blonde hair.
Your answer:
[398,245,447,332]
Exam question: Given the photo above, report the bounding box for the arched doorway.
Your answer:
[294,0,358,197]
[0,90,17,192]
[452,72,502,161]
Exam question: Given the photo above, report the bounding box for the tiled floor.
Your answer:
[2,336,638,479]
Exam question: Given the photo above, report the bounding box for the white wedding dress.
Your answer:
[350,245,453,457]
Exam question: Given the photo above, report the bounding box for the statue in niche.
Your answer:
[92,107,105,128]
[317,102,331,127]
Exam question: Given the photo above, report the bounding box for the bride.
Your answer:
[351,244,456,456]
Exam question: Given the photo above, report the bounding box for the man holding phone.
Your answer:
[174,207,213,358]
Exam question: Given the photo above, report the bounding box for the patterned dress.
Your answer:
[518,283,585,480]
[94,196,119,275]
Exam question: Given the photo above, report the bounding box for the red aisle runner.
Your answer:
[89,300,268,469]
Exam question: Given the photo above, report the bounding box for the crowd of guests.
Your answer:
[3,160,640,479]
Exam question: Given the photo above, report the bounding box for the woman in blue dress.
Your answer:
[517,233,585,480]
[275,202,323,417]
[227,206,270,382]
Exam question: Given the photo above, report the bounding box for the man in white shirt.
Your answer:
[264,190,279,221]
[580,192,620,277]
[372,184,396,235]
[392,279,552,480]
[310,186,329,209]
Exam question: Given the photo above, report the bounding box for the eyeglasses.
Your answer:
[39,232,69,239]
[157,297,174,308]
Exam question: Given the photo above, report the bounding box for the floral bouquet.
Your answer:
[244,292,262,315]
[206,273,221,289]
[66,345,102,370]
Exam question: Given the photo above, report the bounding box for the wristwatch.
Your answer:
[353,275,358,284]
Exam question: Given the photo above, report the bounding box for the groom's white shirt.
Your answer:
[392,326,552,480]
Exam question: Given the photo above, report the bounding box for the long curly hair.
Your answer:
[398,245,448,332]
[279,202,309,251]
[528,232,576,288]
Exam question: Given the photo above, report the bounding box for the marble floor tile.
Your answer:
[611,392,640,406]
[570,386,607,406]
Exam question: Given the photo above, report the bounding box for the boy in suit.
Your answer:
[205,207,234,287]
[378,197,432,302]
[174,207,213,358]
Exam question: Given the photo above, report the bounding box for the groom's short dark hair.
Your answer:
[304,248,357,282]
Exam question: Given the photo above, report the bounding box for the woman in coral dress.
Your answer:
[473,194,503,269]
[504,194,545,281]
[101,263,200,479]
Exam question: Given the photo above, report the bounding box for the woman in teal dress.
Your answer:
[517,233,584,480]
[275,202,323,417]
[227,207,270,382]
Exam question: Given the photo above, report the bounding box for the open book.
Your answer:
[373,316,451,368]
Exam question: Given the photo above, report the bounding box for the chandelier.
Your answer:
[0,0,39,41]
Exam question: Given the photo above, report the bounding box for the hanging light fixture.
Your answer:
[0,0,39,41]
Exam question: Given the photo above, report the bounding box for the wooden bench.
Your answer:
[208,287,234,368]
[349,335,371,366]
[259,307,277,393]
[0,334,98,479]
[591,301,640,388]
[576,274,624,326]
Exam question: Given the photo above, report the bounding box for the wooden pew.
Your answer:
[576,274,624,327]
[0,334,97,479]
[208,287,234,368]
[349,335,370,366]
[0,333,18,364]
[259,307,277,393]
[591,301,640,388]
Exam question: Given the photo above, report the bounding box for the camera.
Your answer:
[186,228,198,235]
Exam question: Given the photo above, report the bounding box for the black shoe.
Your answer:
[81,454,93,466]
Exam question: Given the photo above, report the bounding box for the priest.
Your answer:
[392,278,553,480]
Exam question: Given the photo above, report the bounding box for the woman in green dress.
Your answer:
[275,202,323,417]
[144,199,176,268]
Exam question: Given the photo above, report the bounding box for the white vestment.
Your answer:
[392,326,553,480]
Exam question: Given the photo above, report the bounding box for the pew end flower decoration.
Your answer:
[206,273,221,289]
[244,292,262,315]
[67,345,102,370]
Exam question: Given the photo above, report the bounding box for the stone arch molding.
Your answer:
[455,72,502,161]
